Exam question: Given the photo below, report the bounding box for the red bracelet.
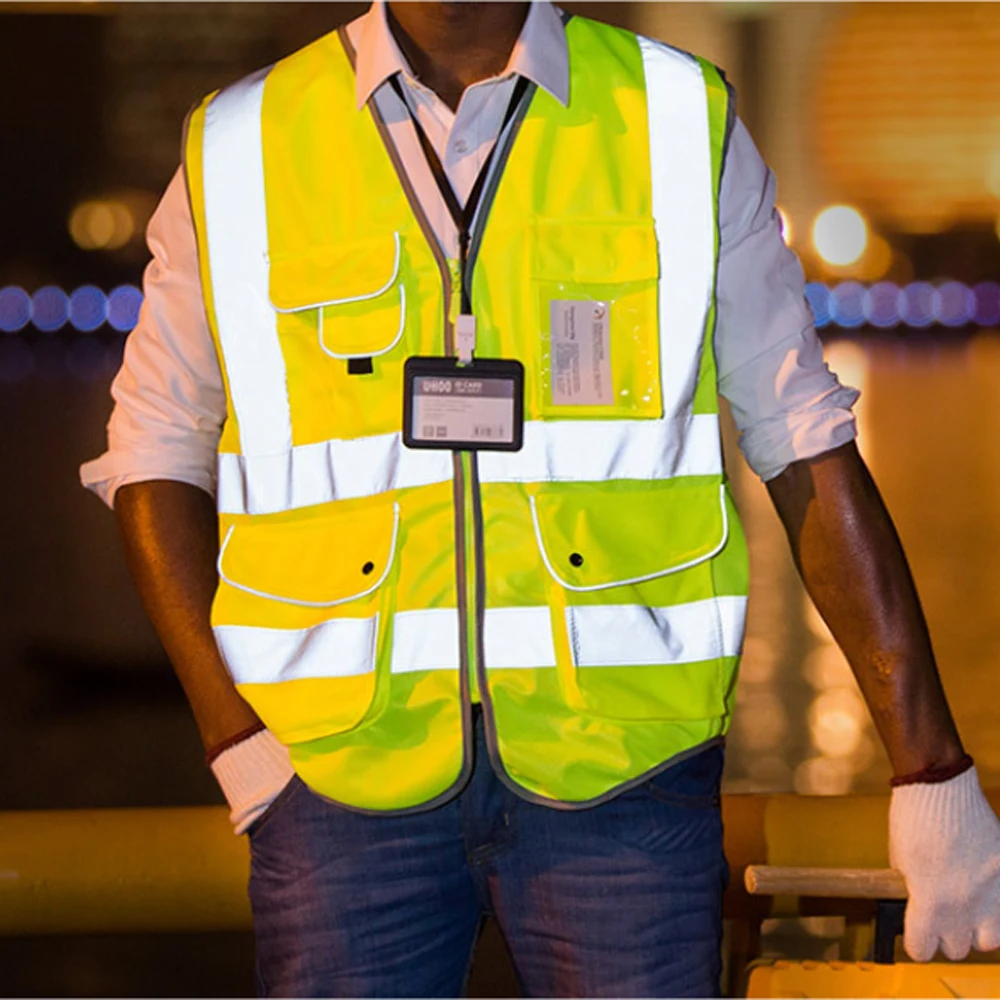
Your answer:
[890,753,974,787]
[205,721,266,765]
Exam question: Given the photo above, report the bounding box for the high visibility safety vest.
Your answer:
[184,15,749,812]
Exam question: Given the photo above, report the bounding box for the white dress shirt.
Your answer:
[81,0,858,504]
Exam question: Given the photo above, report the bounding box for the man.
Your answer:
[82,2,1000,996]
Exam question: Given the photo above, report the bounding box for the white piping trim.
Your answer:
[529,484,729,593]
[317,281,406,360]
[271,231,403,311]
[216,503,400,608]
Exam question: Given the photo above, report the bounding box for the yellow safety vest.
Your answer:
[184,15,748,811]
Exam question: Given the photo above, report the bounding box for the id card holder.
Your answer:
[403,357,524,452]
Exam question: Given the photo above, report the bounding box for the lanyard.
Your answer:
[388,74,530,360]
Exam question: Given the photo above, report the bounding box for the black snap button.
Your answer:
[361,561,375,575]
[569,553,584,567]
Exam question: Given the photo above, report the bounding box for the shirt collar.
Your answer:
[353,1,570,110]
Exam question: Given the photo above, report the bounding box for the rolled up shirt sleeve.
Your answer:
[715,118,860,482]
[79,167,226,508]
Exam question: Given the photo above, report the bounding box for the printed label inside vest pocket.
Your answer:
[403,357,524,451]
[550,300,613,405]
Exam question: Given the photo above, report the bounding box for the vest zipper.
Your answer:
[357,50,536,798]
[448,252,481,702]
[360,77,478,803]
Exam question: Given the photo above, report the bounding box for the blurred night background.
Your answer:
[1,2,999,995]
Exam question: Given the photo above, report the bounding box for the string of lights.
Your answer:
[0,281,998,338]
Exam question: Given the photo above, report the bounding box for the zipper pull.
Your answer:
[456,315,476,365]
[447,257,462,329]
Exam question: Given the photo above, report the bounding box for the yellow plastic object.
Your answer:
[747,960,1000,998]
[0,806,250,935]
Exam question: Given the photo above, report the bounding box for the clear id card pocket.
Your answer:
[533,221,663,420]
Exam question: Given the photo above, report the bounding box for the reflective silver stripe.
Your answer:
[479,413,721,485]
[390,607,557,673]
[566,596,746,668]
[215,599,741,685]
[638,36,716,425]
[217,414,720,514]
[217,434,454,516]
[483,607,557,668]
[202,69,292,460]
[390,609,459,673]
[215,615,378,683]
[215,606,556,685]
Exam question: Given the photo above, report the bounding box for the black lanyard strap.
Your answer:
[388,74,530,312]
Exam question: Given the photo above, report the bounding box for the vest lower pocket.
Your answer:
[530,479,744,722]
[560,598,744,721]
[217,618,383,744]
[211,500,400,743]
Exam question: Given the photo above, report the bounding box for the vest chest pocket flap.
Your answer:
[212,501,400,744]
[531,220,662,421]
[269,232,407,359]
[528,481,738,722]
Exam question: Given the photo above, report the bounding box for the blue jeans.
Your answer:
[248,717,727,998]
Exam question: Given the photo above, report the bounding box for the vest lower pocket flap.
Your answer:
[269,233,402,312]
[530,482,728,591]
[218,502,400,607]
[532,220,659,284]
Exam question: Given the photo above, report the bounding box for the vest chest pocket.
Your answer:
[532,220,662,421]
[530,481,740,722]
[212,501,400,744]
[269,232,407,360]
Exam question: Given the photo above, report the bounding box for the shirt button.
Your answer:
[453,138,469,154]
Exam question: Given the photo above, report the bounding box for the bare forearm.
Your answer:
[115,480,260,750]
[766,441,963,776]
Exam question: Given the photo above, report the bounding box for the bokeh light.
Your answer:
[794,756,855,796]
[31,286,69,333]
[803,646,854,692]
[107,285,143,332]
[804,282,831,328]
[936,281,975,328]
[812,205,868,266]
[69,200,135,251]
[863,281,902,328]
[68,286,108,333]
[973,282,1000,328]
[0,286,32,333]
[829,281,866,328]
[808,687,867,758]
[0,285,144,334]
[899,282,937,329]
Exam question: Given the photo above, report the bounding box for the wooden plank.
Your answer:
[745,865,908,899]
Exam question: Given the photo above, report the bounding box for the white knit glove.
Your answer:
[209,728,297,835]
[890,765,1000,961]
